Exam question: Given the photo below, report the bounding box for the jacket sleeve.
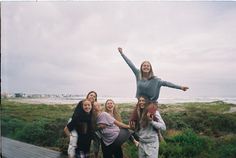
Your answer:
[67,101,82,132]
[150,111,166,131]
[120,53,140,78]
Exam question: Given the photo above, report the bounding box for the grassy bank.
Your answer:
[1,99,236,158]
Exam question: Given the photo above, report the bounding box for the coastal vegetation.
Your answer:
[1,99,236,158]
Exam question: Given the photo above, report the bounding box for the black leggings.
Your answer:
[129,132,139,142]
[101,140,123,158]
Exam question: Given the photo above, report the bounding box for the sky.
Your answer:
[1,1,236,99]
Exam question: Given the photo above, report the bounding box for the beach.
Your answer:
[7,96,236,105]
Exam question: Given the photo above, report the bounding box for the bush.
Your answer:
[123,142,138,158]
[15,119,49,145]
[1,118,25,137]
[9,117,68,147]
[120,111,131,123]
[56,137,69,154]
[216,135,236,158]
[163,113,190,130]
[165,109,236,136]
[212,114,236,133]
[159,129,214,158]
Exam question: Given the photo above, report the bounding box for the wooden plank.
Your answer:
[1,137,66,158]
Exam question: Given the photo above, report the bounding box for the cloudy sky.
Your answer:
[2,1,236,99]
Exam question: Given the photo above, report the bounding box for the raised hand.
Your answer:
[181,86,189,91]
[118,47,123,54]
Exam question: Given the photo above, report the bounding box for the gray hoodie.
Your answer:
[137,111,166,143]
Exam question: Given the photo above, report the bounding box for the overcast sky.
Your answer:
[1,1,236,99]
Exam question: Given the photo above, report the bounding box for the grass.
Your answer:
[1,99,236,158]
[1,100,73,121]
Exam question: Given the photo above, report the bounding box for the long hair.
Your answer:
[82,91,97,132]
[130,96,147,131]
[91,102,102,131]
[140,61,154,80]
[105,99,122,122]
[76,99,93,134]
[140,103,158,128]
[86,90,98,101]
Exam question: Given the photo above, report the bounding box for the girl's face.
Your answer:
[141,61,151,73]
[105,100,115,112]
[93,101,101,112]
[87,92,97,104]
[83,100,92,113]
[138,97,146,109]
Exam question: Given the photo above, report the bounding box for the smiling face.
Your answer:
[82,100,92,113]
[105,99,115,113]
[141,61,151,73]
[138,97,146,109]
[93,101,101,112]
[87,92,97,104]
[140,61,154,79]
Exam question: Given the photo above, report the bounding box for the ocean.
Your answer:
[9,96,236,105]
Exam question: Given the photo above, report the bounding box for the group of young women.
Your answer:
[64,48,189,158]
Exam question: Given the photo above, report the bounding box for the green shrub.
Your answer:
[1,118,25,137]
[160,129,214,158]
[163,113,190,130]
[216,135,236,158]
[123,142,138,158]
[120,111,131,123]
[56,137,69,154]
[2,100,236,158]
[15,119,49,145]
[14,118,67,147]
[212,114,236,133]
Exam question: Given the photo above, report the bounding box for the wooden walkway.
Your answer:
[1,137,66,158]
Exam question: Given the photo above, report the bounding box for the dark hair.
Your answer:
[86,91,97,101]
[129,96,147,131]
[75,99,93,135]
[141,103,158,128]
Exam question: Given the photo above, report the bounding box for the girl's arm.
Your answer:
[114,120,130,129]
[160,78,189,91]
[64,126,71,137]
[97,112,130,129]
[160,79,184,90]
[118,47,139,77]
[67,101,83,132]
[97,123,107,129]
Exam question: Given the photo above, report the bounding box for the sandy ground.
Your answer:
[224,106,236,113]
[8,98,77,105]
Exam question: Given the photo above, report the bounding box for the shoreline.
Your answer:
[5,97,236,105]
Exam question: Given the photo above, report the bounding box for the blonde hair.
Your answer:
[140,61,154,80]
[105,99,122,122]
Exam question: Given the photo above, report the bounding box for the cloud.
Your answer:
[2,1,236,98]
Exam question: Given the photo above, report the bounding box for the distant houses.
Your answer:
[1,92,85,99]
[15,93,26,98]
[1,93,28,98]
[1,92,15,98]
